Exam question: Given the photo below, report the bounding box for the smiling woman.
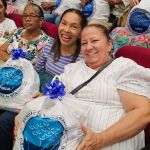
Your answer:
[0,3,50,64]
[35,8,87,91]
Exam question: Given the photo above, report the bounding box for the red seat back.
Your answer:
[7,13,23,27]
[115,46,150,68]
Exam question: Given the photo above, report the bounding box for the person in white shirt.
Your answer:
[81,0,130,29]
[29,0,57,22]
[0,0,17,46]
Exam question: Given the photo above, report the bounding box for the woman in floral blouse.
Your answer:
[0,3,51,64]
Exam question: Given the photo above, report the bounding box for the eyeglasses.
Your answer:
[22,14,41,19]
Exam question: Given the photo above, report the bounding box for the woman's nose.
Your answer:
[64,25,70,32]
[86,42,93,50]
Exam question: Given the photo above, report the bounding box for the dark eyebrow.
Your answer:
[23,13,37,15]
[61,19,80,26]
[61,19,67,22]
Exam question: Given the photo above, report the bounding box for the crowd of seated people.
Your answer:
[0,0,150,150]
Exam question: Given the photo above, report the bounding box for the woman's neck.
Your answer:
[0,16,5,23]
[87,56,112,71]
[23,29,41,41]
[60,44,77,56]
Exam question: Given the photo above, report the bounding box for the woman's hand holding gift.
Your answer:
[77,124,104,150]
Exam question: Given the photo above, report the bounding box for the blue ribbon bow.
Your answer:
[11,48,26,60]
[43,78,65,100]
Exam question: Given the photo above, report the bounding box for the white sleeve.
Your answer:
[116,59,150,99]
[59,64,73,88]
[7,19,17,33]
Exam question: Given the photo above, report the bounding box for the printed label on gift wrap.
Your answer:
[0,65,27,99]
[128,9,150,34]
[19,111,68,150]
[82,0,95,19]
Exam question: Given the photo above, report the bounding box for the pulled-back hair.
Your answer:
[82,24,113,57]
[83,24,111,41]
[24,3,44,18]
[51,9,87,62]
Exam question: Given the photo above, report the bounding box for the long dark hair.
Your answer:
[1,0,7,17]
[51,9,87,62]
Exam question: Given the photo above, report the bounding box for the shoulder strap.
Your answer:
[70,59,114,95]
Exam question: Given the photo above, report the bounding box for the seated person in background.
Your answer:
[42,0,82,25]
[6,0,29,15]
[111,0,150,53]
[108,0,137,28]
[0,48,40,150]
[0,3,50,64]
[14,24,150,150]
[109,0,130,18]
[80,0,131,30]
[35,8,87,91]
[0,0,17,46]
[29,0,57,22]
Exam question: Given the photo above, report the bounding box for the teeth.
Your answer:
[88,52,96,56]
[62,35,70,39]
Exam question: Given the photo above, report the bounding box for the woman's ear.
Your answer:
[108,39,113,52]
[39,17,44,27]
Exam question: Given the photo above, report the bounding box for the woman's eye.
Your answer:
[81,42,87,45]
[60,22,66,25]
[72,26,78,29]
[92,40,98,43]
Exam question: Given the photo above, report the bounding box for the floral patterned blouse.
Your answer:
[7,28,51,63]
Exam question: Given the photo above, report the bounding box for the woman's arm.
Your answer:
[0,41,10,62]
[41,2,56,11]
[107,0,123,5]
[130,0,139,6]
[34,47,47,72]
[80,0,89,8]
[77,90,150,149]
[13,115,19,141]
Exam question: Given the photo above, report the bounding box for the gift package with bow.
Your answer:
[0,48,40,112]
[14,77,88,150]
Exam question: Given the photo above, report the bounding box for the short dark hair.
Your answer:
[51,9,87,62]
[24,3,44,18]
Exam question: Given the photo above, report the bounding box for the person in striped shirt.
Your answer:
[35,8,87,91]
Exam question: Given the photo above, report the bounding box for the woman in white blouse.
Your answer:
[61,24,150,150]
[14,23,150,150]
